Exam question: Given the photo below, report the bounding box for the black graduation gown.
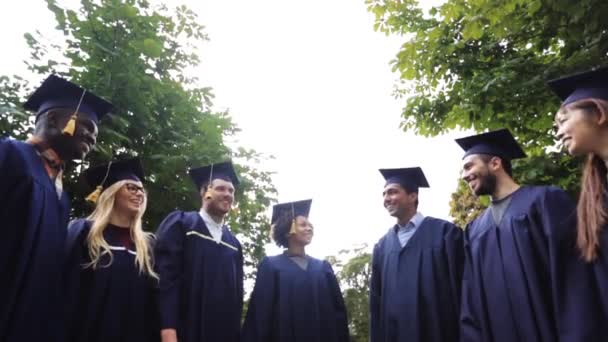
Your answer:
[64,219,160,342]
[241,254,350,342]
[370,216,464,342]
[460,185,591,342]
[155,211,244,342]
[0,138,70,342]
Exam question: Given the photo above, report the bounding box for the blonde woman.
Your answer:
[65,158,159,342]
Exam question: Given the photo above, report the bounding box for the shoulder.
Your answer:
[156,210,193,231]
[66,219,92,248]
[0,139,32,165]
[525,185,575,209]
[222,226,242,246]
[374,227,395,249]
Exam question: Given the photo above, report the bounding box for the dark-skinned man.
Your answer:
[0,74,112,342]
[370,167,464,342]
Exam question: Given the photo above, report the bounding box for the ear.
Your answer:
[593,99,608,126]
[489,156,502,171]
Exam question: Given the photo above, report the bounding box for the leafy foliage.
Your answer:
[329,245,372,342]
[0,0,276,276]
[367,0,608,219]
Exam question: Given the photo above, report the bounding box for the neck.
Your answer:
[201,206,224,224]
[109,211,134,228]
[27,136,64,164]
[396,210,416,226]
[287,244,306,257]
[491,175,520,201]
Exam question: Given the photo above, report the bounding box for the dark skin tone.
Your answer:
[33,108,98,161]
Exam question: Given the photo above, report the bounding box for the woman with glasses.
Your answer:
[242,199,350,342]
[64,158,160,342]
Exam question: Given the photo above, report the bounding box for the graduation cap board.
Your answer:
[455,129,526,161]
[23,74,113,136]
[379,167,430,192]
[271,199,312,235]
[548,66,608,106]
[188,161,240,194]
[84,158,144,203]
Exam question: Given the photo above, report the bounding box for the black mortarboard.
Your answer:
[455,129,526,160]
[379,167,429,192]
[271,199,312,224]
[24,74,113,122]
[547,66,608,106]
[84,158,144,203]
[188,161,240,191]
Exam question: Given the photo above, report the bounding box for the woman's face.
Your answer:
[555,102,604,156]
[288,216,314,247]
[114,181,146,217]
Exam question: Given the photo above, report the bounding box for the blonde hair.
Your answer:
[85,180,158,279]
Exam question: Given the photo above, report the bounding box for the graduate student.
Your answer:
[370,167,464,342]
[0,74,112,342]
[155,161,244,342]
[550,66,608,333]
[65,158,159,342]
[242,199,350,342]
[457,129,585,342]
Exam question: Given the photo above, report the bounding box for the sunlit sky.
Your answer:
[0,0,467,260]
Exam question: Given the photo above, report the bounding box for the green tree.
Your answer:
[0,0,276,274]
[329,244,372,342]
[367,0,607,219]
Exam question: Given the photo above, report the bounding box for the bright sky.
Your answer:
[0,0,466,260]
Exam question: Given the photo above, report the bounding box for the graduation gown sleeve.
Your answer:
[242,257,276,342]
[369,242,383,342]
[154,211,186,330]
[460,233,483,342]
[323,261,350,342]
[444,224,465,315]
[64,219,91,333]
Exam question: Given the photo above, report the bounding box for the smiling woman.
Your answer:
[548,67,608,335]
[64,158,160,342]
[242,200,350,342]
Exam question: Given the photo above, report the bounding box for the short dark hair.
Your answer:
[272,214,293,248]
[479,154,513,177]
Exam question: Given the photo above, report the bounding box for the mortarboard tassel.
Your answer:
[86,160,113,204]
[63,87,87,136]
[85,185,102,203]
[289,219,297,235]
[62,114,77,136]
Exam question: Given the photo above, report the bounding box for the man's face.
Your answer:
[382,183,416,219]
[47,109,98,160]
[203,178,235,217]
[461,155,497,196]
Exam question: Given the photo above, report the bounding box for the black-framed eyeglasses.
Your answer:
[125,183,145,194]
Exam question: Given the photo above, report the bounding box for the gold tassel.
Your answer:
[62,114,77,136]
[85,186,102,203]
[289,219,297,234]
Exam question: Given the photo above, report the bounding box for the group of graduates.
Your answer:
[1,65,608,342]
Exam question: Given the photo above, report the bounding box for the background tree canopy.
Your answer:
[366,0,607,219]
[0,0,277,276]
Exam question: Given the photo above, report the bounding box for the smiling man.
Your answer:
[0,74,111,342]
[456,129,586,342]
[154,161,243,342]
[370,167,464,342]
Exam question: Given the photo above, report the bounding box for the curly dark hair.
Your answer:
[272,214,294,248]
